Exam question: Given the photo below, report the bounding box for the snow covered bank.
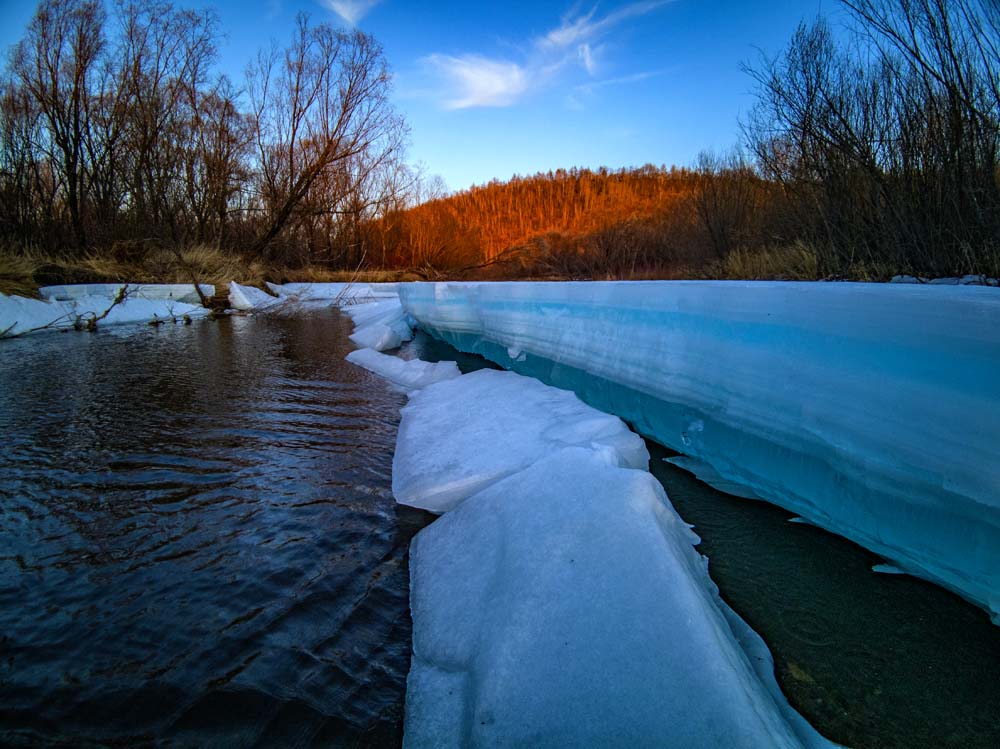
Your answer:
[1,289,209,338]
[397,370,834,747]
[394,369,647,512]
[343,299,415,352]
[399,280,1000,621]
[345,348,460,392]
[39,283,213,304]
[266,281,399,302]
[227,281,404,324]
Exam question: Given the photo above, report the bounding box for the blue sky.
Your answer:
[1,0,839,191]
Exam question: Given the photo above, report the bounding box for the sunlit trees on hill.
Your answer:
[1,0,997,282]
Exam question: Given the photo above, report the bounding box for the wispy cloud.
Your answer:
[542,1,669,49]
[574,69,665,94]
[322,0,381,26]
[420,2,671,110]
[425,54,528,109]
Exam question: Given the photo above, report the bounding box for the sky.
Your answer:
[0,0,841,192]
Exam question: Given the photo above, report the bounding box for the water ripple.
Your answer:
[0,310,432,746]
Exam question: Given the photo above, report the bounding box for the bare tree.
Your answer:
[13,0,105,251]
[246,14,406,262]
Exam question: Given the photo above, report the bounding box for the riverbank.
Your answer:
[0,246,415,300]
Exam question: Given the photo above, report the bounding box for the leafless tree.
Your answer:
[12,0,105,251]
[245,14,406,262]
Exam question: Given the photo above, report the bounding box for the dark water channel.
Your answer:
[2,312,997,749]
[0,310,435,747]
[648,444,1000,749]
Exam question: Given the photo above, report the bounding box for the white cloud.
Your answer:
[424,54,529,109]
[421,2,671,110]
[541,1,670,50]
[574,70,665,95]
[322,0,381,26]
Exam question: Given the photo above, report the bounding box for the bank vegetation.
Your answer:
[1,0,998,294]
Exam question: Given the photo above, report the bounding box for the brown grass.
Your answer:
[712,243,821,281]
[1,245,275,297]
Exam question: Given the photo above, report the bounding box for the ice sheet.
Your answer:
[266,281,399,301]
[39,283,214,304]
[399,280,1000,620]
[227,282,286,311]
[0,292,208,337]
[345,299,415,352]
[393,369,649,513]
[406,447,834,748]
[346,348,460,392]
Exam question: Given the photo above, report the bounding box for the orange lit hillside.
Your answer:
[367,166,699,270]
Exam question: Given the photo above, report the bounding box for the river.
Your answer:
[0,310,996,748]
[0,310,430,746]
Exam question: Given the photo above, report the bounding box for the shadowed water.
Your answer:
[647,442,1000,749]
[0,311,433,747]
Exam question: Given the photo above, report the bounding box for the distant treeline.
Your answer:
[1,0,998,282]
[361,0,1000,280]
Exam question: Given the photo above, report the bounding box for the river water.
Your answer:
[1,310,997,748]
[0,310,432,746]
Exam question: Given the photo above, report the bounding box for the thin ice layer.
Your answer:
[266,281,399,301]
[228,282,284,311]
[345,348,460,392]
[1,292,208,337]
[406,448,834,748]
[393,369,649,513]
[39,283,214,304]
[345,299,414,351]
[399,280,1000,620]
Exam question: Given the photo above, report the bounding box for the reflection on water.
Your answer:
[0,311,433,747]
[648,441,1000,749]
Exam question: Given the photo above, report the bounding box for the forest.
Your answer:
[1,0,998,293]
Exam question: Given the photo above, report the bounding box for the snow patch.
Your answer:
[393,369,649,514]
[1,290,208,338]
[345,348,460,392]
[405,447,835,747]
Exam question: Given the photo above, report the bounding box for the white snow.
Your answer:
[227,282,285,311]
[39,283,214,304]
[393,369,648,514]
[890,274,998,286]
[1,290,208,337]
[346,348,460,392]
[344,299,414,352]
[405,445,834,748]
[266,281,399,301]
[399,280,1000,621]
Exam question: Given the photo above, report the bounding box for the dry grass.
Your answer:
[278,266,412,284]
[0,250,48,297]
[713,243,821,281]
[0,245,273,297]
